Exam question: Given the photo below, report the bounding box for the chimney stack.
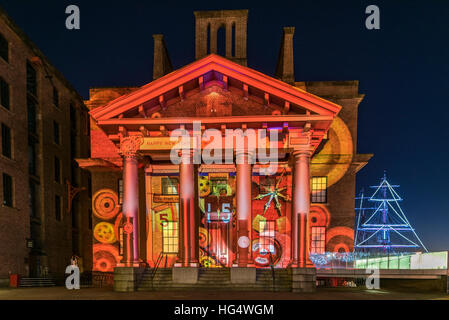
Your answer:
[153,34,173,80]
[275,27,295,84]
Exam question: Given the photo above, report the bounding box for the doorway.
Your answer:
[200,212,231,268]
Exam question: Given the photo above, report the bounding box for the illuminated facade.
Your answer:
[78,10,372,291]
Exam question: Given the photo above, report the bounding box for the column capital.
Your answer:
[120,135,144,158]
[178,149,195,164]
[235,148,256,164]
[292,147,313,158]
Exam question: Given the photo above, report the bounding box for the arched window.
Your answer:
[217,25,226,56]
[231,22,236,57]
[0,33,8,62]
[206,24,211,55]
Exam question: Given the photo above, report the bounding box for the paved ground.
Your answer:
[0,286,448,300]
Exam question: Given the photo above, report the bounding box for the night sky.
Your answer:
[1,0,448,250]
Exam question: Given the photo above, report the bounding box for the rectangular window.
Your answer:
[3,173,13,207]
[27,97,37,134]
[53,87,59,107]
[54,156,61,183]
[53,121,60,144]
[118,179,123,204]
[162,177,178,195]
[29,180,38,218]
[1,123,11,158]
[259,220,276,260]
[28,141,37,175]
[70,103,77,132]
[0,33,8,62]
[310,226,326,254]
[26,62,37,97]
[0,77,10,109]
[311,177,327,203]
[55,195,61,221]
[162,221,178,254]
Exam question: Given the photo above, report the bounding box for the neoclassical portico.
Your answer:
[87,55,341,290]
[113,127,323,270]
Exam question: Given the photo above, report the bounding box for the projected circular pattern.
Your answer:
[94,222,117,244]
[93,244,119,272]
[92,189,120,220]
[199,227,210,247]
[252,238,281,268]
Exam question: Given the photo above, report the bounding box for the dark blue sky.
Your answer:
[1,1,448,250]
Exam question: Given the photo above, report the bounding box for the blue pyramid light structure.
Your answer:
[354,172,427,253]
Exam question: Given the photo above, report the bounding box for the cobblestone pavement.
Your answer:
[0,287,448,300]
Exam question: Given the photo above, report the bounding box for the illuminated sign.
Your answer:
[140,137,197,151]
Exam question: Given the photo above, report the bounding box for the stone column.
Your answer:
[291,147,312,268]
[235,150,253,267]
[119,135,143,266]
[177,151,199,267]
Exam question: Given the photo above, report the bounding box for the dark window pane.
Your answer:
[1,123,11,158]
[26,62,37,96]
[54,156,60,183]
[0,33,8,62]
[53,121,60,144]
[29,181,38,217]
[311,177,327,203]
[53,87,59,107]
[55,195,61,221]
[28,142,36,175]
[27,97,37,133]
[3,173,12,207]
[0,78,10,109]
[70,103,77,132]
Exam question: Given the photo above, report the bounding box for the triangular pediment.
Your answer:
[90,54,341,121]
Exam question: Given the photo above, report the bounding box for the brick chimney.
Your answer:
[275,27,295,84]
[152,34,173,80]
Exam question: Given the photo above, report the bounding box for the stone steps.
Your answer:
[137,267,292,291]
[19,278,56,288]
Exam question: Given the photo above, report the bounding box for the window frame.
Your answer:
[0,32,9,63]
[54,156,61,183]
[26,61,37,97]
[53,86,59,108]
[2,173,13,207]
[1,123,12,159]
[0,77,10,110]
[310,226,326,254]
[311,176,327,203]
[162,221,178,254]
[53,120,60,145]
[161,177,178,195]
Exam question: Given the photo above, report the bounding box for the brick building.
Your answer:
[0,7,92,284]
[78,9,372,292]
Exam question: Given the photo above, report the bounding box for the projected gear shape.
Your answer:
[92,189,120,220]
[94,222,117,244]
